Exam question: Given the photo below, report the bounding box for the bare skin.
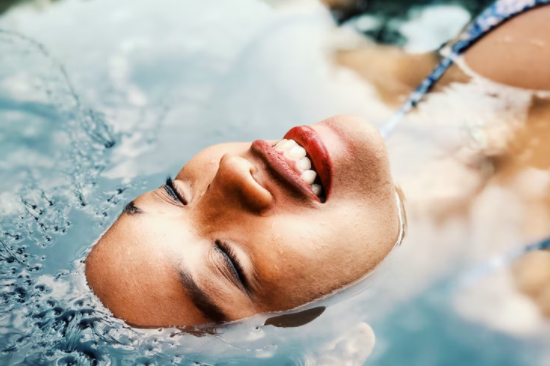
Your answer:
[465,5,550,91]
[86,115,402,327]
[333,4,550,315]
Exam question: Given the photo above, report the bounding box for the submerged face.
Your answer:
[85,115,402,327]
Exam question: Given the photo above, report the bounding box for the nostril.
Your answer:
[215,154,273,212]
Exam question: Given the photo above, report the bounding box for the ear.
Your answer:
[264,306,325,328]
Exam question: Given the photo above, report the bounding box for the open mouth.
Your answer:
[251,126,333,203]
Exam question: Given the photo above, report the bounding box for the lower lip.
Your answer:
[251,126,333,203]
[251,140,319,202]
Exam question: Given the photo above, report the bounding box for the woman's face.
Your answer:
[85,115,401,327]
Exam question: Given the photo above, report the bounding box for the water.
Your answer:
[1,0,550,365]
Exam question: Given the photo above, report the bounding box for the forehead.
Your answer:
[119,195,202,258]
[89,212,188,276]
[85,217,211,325]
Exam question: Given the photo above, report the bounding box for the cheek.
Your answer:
[262,212,360,267]
[314,205,395,268]
[317,122,393,200]
[264,218,332,276]
[335,155,393,202]
[250,219,309,273]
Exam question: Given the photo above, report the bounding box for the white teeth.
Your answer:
[311,183,322,196]
[274,139,291,151]
[286,139,299,148]
[275,139,305,159]
[276,140,324,197]
[275,139,298,151]
[287,146,307,159]
[296,157,311,171]
[301,170,317,185]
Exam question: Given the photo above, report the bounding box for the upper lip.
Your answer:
[250,126,333,203]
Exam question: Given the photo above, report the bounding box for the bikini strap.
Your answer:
[380,0,550,139]
[457,237,550,288]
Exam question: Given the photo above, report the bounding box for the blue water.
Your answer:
[1,0,550,365]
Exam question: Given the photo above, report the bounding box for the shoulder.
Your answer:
[465,4,550,90]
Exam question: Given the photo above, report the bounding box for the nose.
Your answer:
[209,153,273,212]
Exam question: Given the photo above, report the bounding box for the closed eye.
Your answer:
[164,176,188,205]
[214,240,249,293]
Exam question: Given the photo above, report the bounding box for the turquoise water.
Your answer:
[1,0,549,365]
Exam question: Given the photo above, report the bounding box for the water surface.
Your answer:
[1,0,549,365]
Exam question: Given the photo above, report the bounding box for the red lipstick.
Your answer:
[284,126,333,199]
[250,126,333,203]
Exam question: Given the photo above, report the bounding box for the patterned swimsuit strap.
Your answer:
[380,0,550,139]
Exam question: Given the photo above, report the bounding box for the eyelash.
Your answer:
[215,240,248,291]
[164,177,187,205]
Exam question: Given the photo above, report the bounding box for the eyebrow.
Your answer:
[122,201,143,215]
[178,268,227,323]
